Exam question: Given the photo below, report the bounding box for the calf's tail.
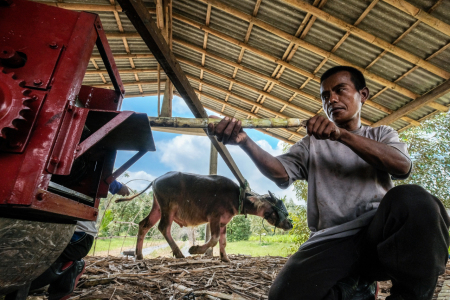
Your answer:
[115,181,153,203]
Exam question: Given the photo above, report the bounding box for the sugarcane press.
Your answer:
[0,0,155,295]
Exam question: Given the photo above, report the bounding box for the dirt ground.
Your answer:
[27,256,450,299]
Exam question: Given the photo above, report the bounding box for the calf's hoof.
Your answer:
[173,250,185,258]
[188,245,205,255]
[220,255,230,263]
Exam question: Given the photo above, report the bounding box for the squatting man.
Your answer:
[208,66,450,300]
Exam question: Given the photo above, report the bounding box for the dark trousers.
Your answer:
[269,185,450,300]
[30,233,94,291]
[59,232,94,262]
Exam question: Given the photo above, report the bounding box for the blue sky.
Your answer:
[115,95,298,203]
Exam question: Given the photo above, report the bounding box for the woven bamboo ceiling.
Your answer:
[37,0,450,144]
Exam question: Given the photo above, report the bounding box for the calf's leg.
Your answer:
[136,199,161,260]
[219,225,229,262]
[188,219,220,255]
[158,210,184,258]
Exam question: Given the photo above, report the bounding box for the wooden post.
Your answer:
[157,64,161,116]
[204,143,218,256]
[160,0,173,117]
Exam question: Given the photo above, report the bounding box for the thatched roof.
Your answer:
[37,0,450,144]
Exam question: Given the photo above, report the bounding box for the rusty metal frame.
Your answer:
[116,0,245,186]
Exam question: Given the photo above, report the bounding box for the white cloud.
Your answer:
[153,134,300,204]
[117,170,157,192]
[172,96,193,116]
[156,135,211,173]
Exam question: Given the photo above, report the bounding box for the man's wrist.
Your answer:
[337,128,351,143]
[239,134,252,150]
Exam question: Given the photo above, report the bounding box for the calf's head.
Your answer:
[246,191,293,231]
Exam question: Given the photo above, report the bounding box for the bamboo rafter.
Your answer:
[280,0,450,79]
[382,0,450,38]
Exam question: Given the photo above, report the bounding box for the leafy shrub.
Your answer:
[227,215,251,242]
[288,204,310,253]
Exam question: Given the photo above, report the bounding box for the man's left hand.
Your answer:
[306,115,343,141]
[117,184,131,196]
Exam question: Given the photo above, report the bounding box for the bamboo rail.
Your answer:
[148,117,307,128]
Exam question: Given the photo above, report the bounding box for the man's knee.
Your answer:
[383,184,446,223]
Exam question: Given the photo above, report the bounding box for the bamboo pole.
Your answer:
[186,90,304,139]
[148,117,307,128]
[203,105,298,144]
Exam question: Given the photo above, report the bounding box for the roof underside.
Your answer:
[36,0,450,144]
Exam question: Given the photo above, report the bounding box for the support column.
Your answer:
[205,142,218,256]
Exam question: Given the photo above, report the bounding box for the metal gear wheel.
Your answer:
[0,67,31,139]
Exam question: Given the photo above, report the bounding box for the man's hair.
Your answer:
[320,66,366,91]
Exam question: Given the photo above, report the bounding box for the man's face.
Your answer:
[320,71,368,126]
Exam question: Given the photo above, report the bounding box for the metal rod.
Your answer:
[148,117,307,128]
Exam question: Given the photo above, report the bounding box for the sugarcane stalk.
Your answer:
[148,117,307,128]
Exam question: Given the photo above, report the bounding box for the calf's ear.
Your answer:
[245,194,261,204]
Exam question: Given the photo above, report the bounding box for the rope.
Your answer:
[238,180,250,215]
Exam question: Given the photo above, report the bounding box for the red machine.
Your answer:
[0,0,154,294]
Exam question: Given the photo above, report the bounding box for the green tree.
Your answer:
[227,215,251,242]
[397,113,450,208]
[288,204,309,252]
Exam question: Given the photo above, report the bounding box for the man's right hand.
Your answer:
[207,116,248,146]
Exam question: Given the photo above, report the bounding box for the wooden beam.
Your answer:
[85,68,157,74]
[91,53,154,60]
[115,0,246,186]
[382,0,450,38]
[373,79,450,126]
[426,101,449,112]
[90,79,166,88]
[281,0,450,79]
[124,92,158,98]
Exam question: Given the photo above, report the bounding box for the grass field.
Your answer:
[87,235,295,258]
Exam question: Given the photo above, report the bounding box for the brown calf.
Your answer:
[118,171,292,262]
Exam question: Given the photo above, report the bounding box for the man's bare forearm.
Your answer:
[339,130,411,176]
[239,137,289,185]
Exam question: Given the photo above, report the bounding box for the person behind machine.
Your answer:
[29,180,131,300]
[207,66,450,300]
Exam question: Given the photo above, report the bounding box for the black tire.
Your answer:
[0,218,75,294]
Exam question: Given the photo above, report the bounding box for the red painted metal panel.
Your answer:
[0,0,78,90]
[0,0,153,221]
[78,85,121,111]
[46,106,89,175]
